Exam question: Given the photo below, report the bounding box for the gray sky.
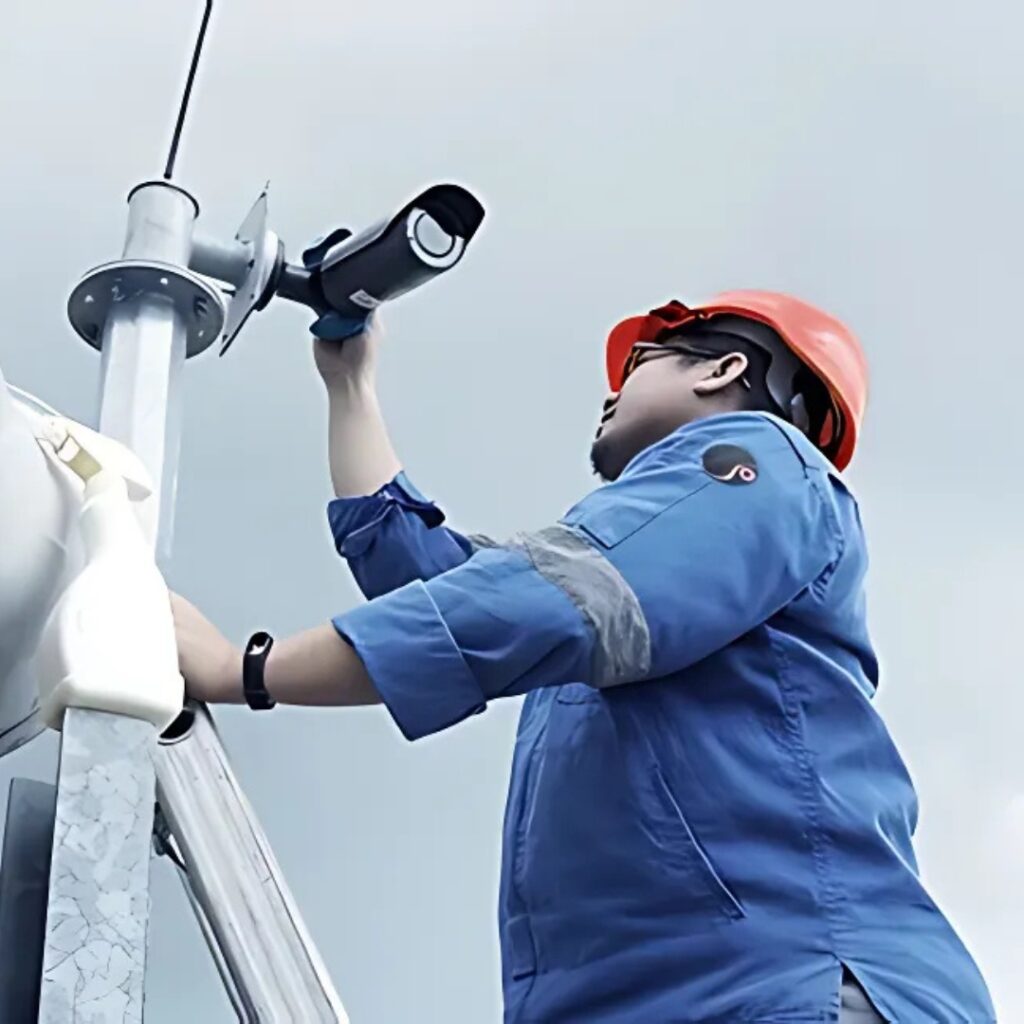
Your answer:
[2,1,1021,1020]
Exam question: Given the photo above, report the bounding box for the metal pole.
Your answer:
[189,232,252,287]
[154,704,347,1023]
[0,779,56,1023]
[38,711,159,1023]
[96,181,196,560]
[57,176,347,1021]
[38,181,198,1023]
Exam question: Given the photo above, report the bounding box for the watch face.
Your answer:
[247,631,273,656]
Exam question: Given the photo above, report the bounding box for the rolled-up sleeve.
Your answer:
[327,472,474,599]
[333,547,593,740]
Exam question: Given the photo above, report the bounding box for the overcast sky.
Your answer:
[1,1,1021,1020]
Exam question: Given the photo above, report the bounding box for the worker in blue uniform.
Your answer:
[172,291,996,1023]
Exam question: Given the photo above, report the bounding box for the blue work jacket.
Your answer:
[329,412,995,1023]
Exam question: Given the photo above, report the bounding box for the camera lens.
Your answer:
[406,209,463,269]
[411,212,456,258]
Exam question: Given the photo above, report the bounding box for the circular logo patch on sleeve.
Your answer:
[702,443,758,485]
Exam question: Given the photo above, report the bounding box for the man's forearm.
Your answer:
[266,624,381,706]
[327,379,401,498]
[203,623,381,708]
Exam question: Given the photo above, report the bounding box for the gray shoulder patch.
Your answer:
[512,524,651,688]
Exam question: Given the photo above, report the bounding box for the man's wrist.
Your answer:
[324,371,377,404]
[214,646,245,704]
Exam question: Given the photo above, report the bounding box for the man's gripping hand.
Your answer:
[313,313,382,391]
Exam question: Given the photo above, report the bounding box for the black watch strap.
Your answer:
[243,631,276,710]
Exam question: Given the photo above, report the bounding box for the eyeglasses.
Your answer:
[621,341,752,391]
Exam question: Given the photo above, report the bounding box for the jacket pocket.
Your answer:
[516,695,744,972]
[646,763,745,920]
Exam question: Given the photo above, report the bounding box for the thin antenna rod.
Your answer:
[164,0,214,180]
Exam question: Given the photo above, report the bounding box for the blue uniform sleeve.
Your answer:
[334,414,845,740]
[326,472,476,599]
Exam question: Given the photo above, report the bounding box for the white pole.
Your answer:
[96,181,197,562]
[38,176,347,1021]
[37,180,197,1023]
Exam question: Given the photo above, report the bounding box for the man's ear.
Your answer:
[692,352,749,396]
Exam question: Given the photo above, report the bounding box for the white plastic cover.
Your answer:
[35,468,184,731]
[0,371,164,754]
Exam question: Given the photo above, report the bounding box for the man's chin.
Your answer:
[589,433,624,482]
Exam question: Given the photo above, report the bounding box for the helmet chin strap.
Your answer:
[788,393,811,434]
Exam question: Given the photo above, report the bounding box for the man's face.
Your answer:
[590,347,711,482]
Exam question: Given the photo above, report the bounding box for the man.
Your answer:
[173,291,996,1023]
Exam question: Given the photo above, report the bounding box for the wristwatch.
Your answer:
[243,631,276,710]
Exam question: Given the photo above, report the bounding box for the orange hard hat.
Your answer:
[605,290,868,470]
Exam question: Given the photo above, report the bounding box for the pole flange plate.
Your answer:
[68,260,226,358]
